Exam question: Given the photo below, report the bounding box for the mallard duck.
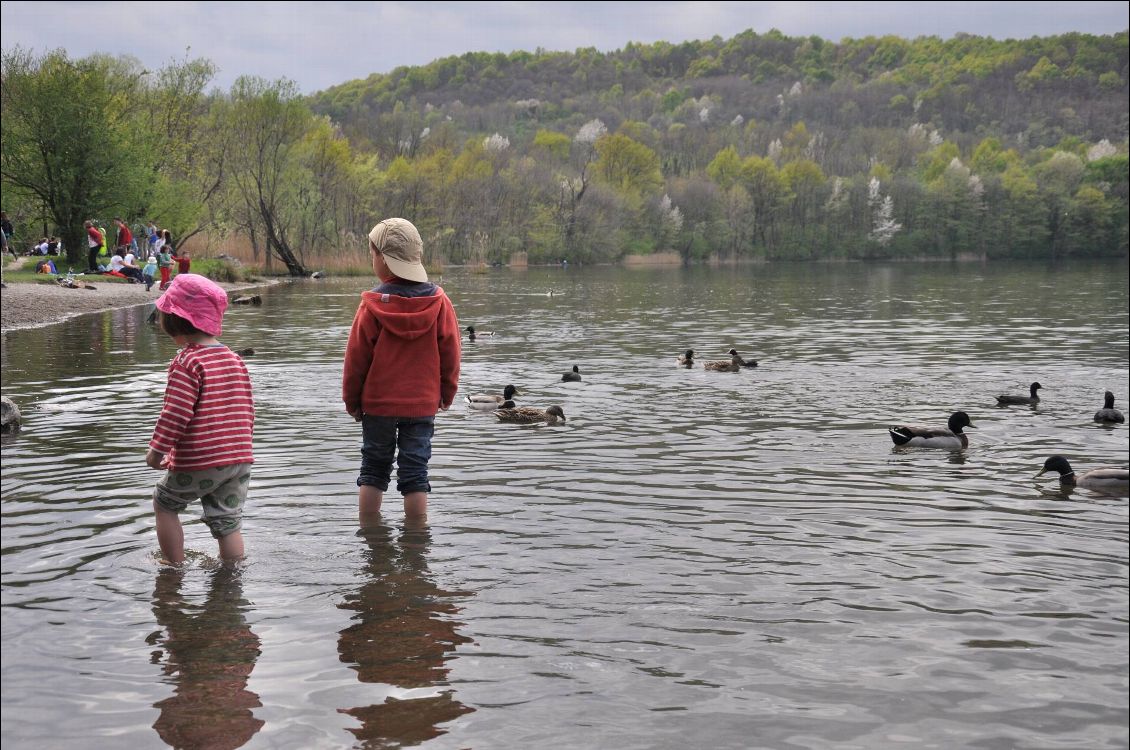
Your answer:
[494,405,567,424]
[996,382,1041,405]
[465,326,494,341]
[465,384,520,410]
[562,365,582,382]
[677,349,695,368]
[1036,455,1129,493]
[702,351,741,372]
[732,348,758,368]
[888,411,975,450]
[1094,391,1125,423]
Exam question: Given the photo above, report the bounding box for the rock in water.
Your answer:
[1,396,22,433]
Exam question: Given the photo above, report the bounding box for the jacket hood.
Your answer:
[360,288,446,341]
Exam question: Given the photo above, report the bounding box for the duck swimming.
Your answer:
[731,349,758,368]
[677,349,695,368]
[465,326,494,341]
[888,411,975,450]
[702,351,741,372]
[466,384,520,410]
[562,365,582,382]
[996,382,1041,405]
[1094,391,1125,423]
[494,405,567,425]
[1036,455,1129,494]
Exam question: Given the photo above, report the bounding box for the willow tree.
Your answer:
[1,48,139,267]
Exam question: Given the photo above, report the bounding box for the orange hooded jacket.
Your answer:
[342,286,461,417]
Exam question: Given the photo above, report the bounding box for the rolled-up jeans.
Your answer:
[358,415,434,494]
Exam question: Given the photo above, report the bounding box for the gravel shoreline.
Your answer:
[1,278,278,332]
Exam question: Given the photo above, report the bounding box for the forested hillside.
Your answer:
[310,30,1129,263]
[3,29,1127,272]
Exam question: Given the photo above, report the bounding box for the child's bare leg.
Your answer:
[217,531,245,561]
[359,484,383,515]
[153,500,185,564]
[403,491,428,519]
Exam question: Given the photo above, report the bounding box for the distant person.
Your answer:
[147,274,255,564]
[342,217,461,520]
[113,217,133,254]
[85,220,104,271]
[47,236,59,254]
[157,242,174,290]
[142,255,158,291]
[169,232,191,275]
[1,211,15,260]
[122,247,146,283]
[146,221,160,254]
[31,237,49,256]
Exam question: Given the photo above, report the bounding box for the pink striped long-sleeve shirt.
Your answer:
[150,344,255,471]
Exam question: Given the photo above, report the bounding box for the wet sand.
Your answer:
[1,278,275,332]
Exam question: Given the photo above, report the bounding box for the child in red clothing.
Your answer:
[147,274,255,564]
[342,218,461,520]
[171,234,190,274]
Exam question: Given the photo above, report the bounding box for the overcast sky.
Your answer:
[2,1,1127,93]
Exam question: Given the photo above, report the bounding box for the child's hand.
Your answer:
[145,448,167,470]
[347,407,362,422]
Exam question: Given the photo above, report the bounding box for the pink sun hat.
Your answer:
[155,273,229,336]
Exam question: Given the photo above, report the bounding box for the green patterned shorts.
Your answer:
[153,463,252,539]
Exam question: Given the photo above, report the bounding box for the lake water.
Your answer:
[1,261,1128,749]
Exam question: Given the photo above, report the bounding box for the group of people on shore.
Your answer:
[84,218,190,290]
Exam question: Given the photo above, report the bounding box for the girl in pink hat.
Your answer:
[146,274,255,564]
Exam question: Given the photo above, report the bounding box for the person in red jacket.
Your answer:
[342,218,461,520]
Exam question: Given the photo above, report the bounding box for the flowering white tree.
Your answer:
[868,177,902,246]
[659,194,683,235]
[1087,139,1117,161]
[767,138,783,163]
[575,118,607,144]
[731,114,744,127]
[483,133,510,152]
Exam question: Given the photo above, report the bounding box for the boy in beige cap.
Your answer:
[342,218,461,520]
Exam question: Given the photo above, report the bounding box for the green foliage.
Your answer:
[4,29,1128,271]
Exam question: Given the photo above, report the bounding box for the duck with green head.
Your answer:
[888,411,975,450]
[466,384,520,410]
[1036,455,1128,494]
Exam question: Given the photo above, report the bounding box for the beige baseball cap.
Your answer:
[368,218,427,282]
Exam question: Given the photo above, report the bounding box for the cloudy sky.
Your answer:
[2,1,1126,93]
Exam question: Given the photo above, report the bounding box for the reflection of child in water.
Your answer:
[150,567,264,748]
[337,519,473,745]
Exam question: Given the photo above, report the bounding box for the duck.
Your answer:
[702,351,742,372]
[677,349,695,368]
[732,348,758,368]
[1093,391,1125,424]
[465,384,520,410]
[234,347,255,357]
[494,405,567,425]
[465,326,494,341]
[996,382,1042,405]
[888,411,975,450]
[1036,455,1129,493]
[562,365,582,382]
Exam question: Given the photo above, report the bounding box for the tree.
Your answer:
[217,76,311,276]
[1,48,139,267]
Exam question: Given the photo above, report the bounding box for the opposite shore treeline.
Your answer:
[2,29,1127,276]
